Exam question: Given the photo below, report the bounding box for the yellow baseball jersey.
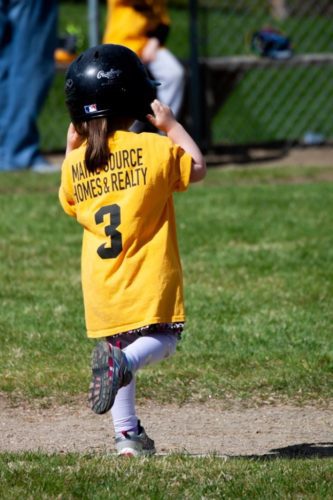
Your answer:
[59,130,192,338]
[103,0,170,56]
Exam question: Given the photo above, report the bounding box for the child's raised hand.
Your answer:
[147,100,206,183]
[146,99,178,134]
[66,123,84,156]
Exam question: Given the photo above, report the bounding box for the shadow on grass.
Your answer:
[176,443,333,459]
[246,442,333,460]
[158,443,333,460]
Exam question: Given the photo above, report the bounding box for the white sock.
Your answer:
[111,377,137,435]
[111,333,178,434]
[123,333,178,373]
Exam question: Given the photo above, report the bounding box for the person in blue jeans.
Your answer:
[0,0,58,172]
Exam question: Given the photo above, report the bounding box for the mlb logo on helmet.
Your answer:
[84,103,97,114]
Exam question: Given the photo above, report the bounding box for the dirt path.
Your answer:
[1,395,332,458]
[204,145,333,169]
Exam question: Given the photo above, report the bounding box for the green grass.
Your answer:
[0,164,332,405]
[0,164,332,498]
[0,453,332,499]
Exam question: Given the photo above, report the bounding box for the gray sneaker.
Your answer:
[88,341,132,415]
[115,421,156,457]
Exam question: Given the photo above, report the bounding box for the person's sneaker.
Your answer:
[88,341,132,415]
[30,162,60,174]
[115,421,156,457]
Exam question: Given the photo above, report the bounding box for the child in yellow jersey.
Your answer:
[103,0,185,130]
[59,44,206,456]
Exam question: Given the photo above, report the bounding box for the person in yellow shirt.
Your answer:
[59,44,206,456]
[103,0,185,130]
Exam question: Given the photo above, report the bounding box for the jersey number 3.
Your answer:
[95,204,123,259]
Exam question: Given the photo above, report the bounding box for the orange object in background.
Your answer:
[55,33,77,65]
[54,48,77,64]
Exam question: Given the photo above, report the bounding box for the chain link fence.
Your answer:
[39,0,333,152]
[194,0,333,149]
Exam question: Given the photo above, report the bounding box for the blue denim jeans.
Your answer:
[0,0,57,170]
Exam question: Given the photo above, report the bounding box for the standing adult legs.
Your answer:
[0,2,11,167]
[0,0,57,170]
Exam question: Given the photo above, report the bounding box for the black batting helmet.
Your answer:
[65,44,158,123]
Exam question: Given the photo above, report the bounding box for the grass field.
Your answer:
[0,163,332,497]
[0,453,332,499]
[0,164,332,404]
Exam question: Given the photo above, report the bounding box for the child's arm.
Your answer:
[66,123,84,156]
[147,99,206,182]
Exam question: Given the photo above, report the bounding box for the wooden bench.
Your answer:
[201,53,333,71]
[186,53,333,151]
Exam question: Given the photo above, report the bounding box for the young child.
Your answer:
[103,0,185,128]
[59,44,206,456]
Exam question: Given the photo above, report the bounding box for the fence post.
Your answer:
[87,0,99,46]
[189,0,203,147]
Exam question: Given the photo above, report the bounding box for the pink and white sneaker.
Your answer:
[115,421,156,457]
[88,341,132,415]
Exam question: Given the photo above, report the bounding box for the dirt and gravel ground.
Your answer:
[204,145,333,169]
[1,147,331,459]
[1,395,332,457]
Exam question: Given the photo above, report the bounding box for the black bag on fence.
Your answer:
[251,28,292,60]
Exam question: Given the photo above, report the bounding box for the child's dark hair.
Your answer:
[74,116,133,172]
